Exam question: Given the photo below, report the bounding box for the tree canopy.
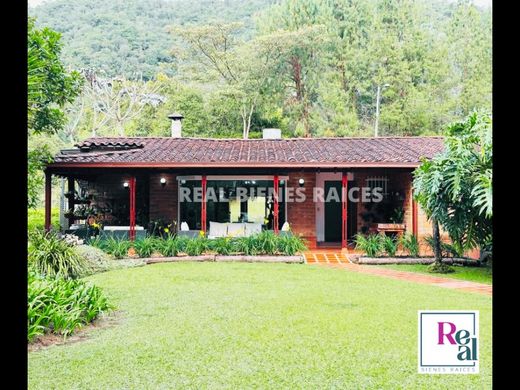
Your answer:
[29,0,492,140]
[413,112,492,255]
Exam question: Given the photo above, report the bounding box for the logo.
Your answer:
[418,311,479,374]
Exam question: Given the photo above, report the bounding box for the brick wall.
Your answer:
[286,171,317,248]
[149,173,178,224]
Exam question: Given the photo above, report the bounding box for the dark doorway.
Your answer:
[347,180,358,242]
[324,181,342,242]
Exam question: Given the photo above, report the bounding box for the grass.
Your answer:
[28,263,491,389]
[375,264,493,285]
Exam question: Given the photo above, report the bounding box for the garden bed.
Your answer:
[145,254,304,264]
[357,256,481,266]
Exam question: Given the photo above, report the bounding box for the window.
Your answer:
[366,176,389,199]
[178,177,287,231]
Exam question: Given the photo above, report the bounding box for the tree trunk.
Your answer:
[432,218,443,265]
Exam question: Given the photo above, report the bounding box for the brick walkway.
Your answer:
[304,251,492,296]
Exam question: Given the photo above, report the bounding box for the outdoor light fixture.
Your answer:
[298,178,305,187]
[180,179,186,185]
[123,181,129,188]
[160,177,167,186]
[280,179,285,185]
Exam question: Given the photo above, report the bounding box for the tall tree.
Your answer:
[413,112,492,268]
[172,23,283,138]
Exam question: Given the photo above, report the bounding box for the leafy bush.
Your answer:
[133,237,159,258]
[424,235,464,257]
[208,237,234,255]
[156,236,180,257]
[381,235,398,257]
[103,237,132,259]
[256,231,278,255]
[28,270,113,342]
[276,234,307,256]
[354,234,383,257]
[399,233,420,257]
[427,262,454,274]
[73,245,112,274]
[28,230,90,279]
[184,237,208,256]
[234,235,260,256]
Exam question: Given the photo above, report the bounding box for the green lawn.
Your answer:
[374,264,493,285]
[28,263,492,389]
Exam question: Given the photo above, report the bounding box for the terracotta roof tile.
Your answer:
[52,136,444,167]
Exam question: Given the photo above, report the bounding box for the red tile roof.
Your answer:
[51,136,444,168]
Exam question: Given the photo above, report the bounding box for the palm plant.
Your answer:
[28,230,90,279]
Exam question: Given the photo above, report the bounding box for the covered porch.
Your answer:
[43,166,420,249]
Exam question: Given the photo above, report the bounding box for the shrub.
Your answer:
[256,231,278,255]
[234,235,260,256]
[208,237,234,255]
[28,270,113,342]
[276,234,307,256]
[427,262,454,274]
[156,236,180,257]
[73,245,112,274]
[133,237,158,258]
[424,235,463,258]
[381,235,398,257]
[184,237,208,256]
[103,237,132,259]
[399,233,420,257]
[28,230,90,279]
[354,234,383,257]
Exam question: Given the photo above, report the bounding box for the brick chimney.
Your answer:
[168,113,184,137]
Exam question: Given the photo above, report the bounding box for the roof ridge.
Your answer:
[78,135,444,142]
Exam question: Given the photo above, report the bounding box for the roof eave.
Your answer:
[46,161,421,170]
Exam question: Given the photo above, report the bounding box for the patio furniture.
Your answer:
[370,223,406,237]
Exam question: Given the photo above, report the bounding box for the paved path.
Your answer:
[304,251,492,296]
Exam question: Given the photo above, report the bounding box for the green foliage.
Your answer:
[28,17,83,135]
[423,235,464,258]
[354,234,383,258]
[102,237,132,259]
[381,235,398,257]
[28,270,113,342]
[208,237,235,255]
[427,262,454,274]
[28,231,90,279]
[90,233,307,258]
[414,112,492,253]
[133,237,159,258]
[399,233,420,257]
[28,208,60,231]
[184,237,208,256]
[276,234,308,256]
[156,236,181,257]
[72,245,112,274]
[28,148,54,209]
[30,0,491,140]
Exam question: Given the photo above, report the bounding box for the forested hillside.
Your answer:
[30,0,275,79]
[29,0,491,142]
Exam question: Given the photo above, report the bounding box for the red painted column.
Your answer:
[341,172,348,249]
[201,176,207,233]
[44,171,52,232]
[129,177,136,241]
[273,175,279,234]
[412,199,418,237]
